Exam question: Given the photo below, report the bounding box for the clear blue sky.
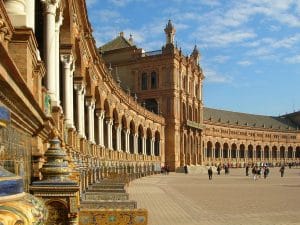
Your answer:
[86,0,300,116]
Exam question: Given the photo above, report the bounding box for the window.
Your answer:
[151,71,157,89]
[141,73,147,90]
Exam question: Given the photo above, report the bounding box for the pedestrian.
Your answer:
[245,164,249,176]
[208,167,213,180]
[279,165,285,177]
[263,167,268,179]
[217,164,221,175]
[184,165,188,174]
[252,166,257,181]
[165,164,170,175]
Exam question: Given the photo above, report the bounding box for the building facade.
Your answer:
[101,21,300,170]
[100,21,204,171]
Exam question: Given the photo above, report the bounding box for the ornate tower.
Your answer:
[164,20,176,46]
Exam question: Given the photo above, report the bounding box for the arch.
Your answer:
[215,142,221,158]
[288,146,293,158]
[256,145,262,159]
[280,146,285,159]
[103,99,111,148]
[129,120,135,154]
[231,143,237,158]
[207,141,212,158]
[248,144,253,158]
[154,131,160,156]
[296,146,300,158]
[121,116,127,152]
[112,109,119,151]
[223,143,229,158]
[45,201,68,225]
[146,128,152,155]
[264,145,270,160]
[272,146,277,159]
[138,125,144,154]
[240,144,245,159]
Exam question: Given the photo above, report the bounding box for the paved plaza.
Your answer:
[127,168,300,225]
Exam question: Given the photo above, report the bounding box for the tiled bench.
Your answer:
[79,208,148,225]
[84,192,129,201]
[80,199,137,209]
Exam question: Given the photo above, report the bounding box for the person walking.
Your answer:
[245,165,249,176]
[217,165,221,175]
[208,167,213,180]
[279,165,285,177]
[184,165,188,174]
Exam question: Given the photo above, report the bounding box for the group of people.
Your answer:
[251,165,270,180]
[207,164,287,180]
[161,164,170,175]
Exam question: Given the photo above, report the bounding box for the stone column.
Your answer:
[95,110,105,147]
[117,126,122,151]
[43,1,59,105]
[142,136,146,155]
[125,129,130,153]
[86,98,95,143]
[150,138,155,155]
[134,133,138,154]
[106,118,113,149]
[74,84,85,137]
[212,148,215,159]
[55,13,63,107]
[61,54,74,127]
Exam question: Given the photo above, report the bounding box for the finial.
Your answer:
[129,34,133,44]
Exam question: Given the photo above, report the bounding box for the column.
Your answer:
[55,13,63,107]
[74,84,85,137]
[117,126,122,151]
[150,138,155,155]
[4,0,27,27]
[212,148,215,159]
[106,119,113,149]
[95,109,105,147]
[86,98,95,143]
[61,54,74,127]
[134,134,138,154]
[43,1,58,105]
[125,129,130,153]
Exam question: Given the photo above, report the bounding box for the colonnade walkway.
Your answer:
[127,168,300,225]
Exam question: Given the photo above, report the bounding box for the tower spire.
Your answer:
[164,19,176,46]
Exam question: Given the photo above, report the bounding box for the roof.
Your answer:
[100,32,134,52]
[203,107,299,131]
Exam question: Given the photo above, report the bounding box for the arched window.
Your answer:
[141,73,147,90]
[151,71,157,89]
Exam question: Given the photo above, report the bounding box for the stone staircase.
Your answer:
[79,176,148,224]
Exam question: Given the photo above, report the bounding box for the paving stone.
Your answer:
[128,168,300,225]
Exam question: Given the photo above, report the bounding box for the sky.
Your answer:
[86,0,300,116]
